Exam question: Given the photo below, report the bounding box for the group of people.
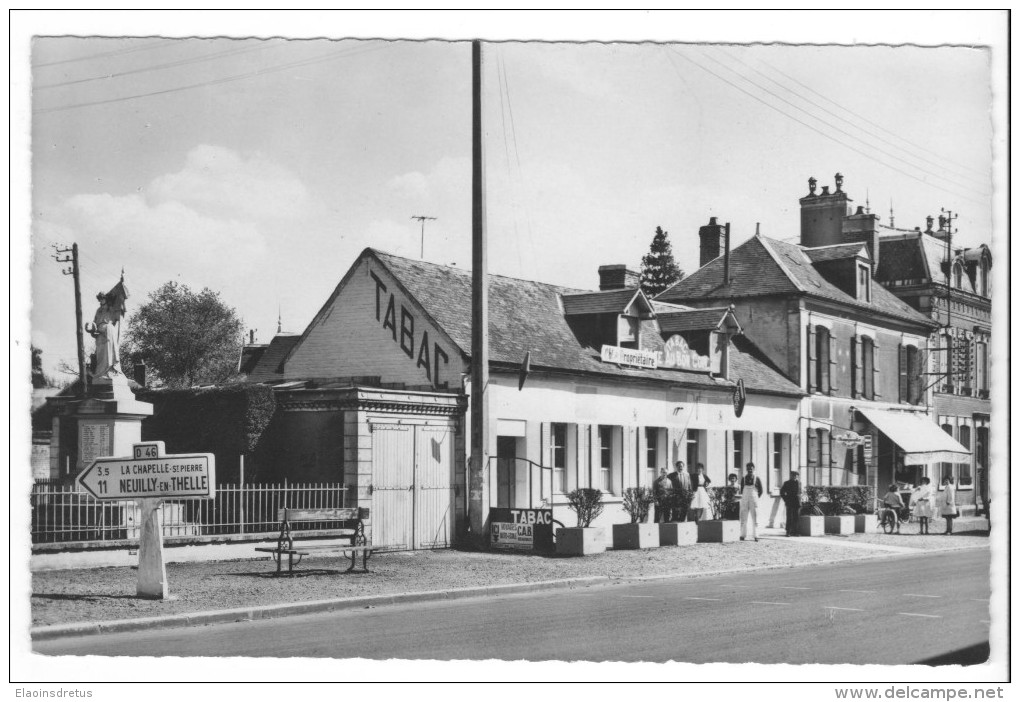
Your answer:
[882,476,959,535]
[652,461,712,524]
[653,460,768,542]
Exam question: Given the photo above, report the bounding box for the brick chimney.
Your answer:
[842,205,880,270]
[698,216,727,268]
[800,174,851,248]
[598,264,640,291]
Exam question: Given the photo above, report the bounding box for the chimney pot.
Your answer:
[856,206,865,215]
[821,186,831,196]
[709,216,717,225]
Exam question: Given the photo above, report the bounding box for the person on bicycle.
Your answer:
[882,484,906,533]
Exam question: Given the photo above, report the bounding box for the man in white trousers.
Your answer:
[739,462,764,541]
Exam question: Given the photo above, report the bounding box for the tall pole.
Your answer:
[469,39,489,546]
[53,242,87,396]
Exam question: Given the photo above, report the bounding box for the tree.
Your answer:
[32,345,49,388]
[639,226,684,298]
[123,281,244,388]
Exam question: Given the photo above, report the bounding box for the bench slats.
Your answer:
[278,507,359,522]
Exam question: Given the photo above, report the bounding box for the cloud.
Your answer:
[149,144,310,220]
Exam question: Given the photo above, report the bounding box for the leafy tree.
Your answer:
[123,281,244,388]
[32,345,50,388]
[639,226,684,298]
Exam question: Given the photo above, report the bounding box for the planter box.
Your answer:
[824,515,856,535]
[613,523,660,550]
[798,515,825,536]
[659,522,698,546]
[854,514,877,534]
[697,520,739,543]
[556,527,606,556]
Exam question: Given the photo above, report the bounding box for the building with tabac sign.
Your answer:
[256,248,804,549]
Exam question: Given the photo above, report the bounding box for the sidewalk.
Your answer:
[29,517,990,640]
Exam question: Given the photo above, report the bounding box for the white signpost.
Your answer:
[77,441,215,599]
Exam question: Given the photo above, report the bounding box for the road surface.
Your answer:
[36,548,990,664]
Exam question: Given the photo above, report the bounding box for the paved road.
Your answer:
[37,549,990,664]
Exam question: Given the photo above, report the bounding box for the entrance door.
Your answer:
[371,421,456,550]
[371,424,414,550]
[495,436,517,508]
[414,425,454,549]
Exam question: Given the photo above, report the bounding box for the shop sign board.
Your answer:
[834,431,865,449]
[489,508,554,551]
[600,345,658,369]
[862,435,873,462]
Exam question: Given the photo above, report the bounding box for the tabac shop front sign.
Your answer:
[659,334,712,372]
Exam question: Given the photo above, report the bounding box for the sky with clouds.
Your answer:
[23,18,1001,383]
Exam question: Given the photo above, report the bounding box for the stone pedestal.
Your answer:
[556,527,606,556]
[697,520,739,543]
[659,522,699,546]
[67,375,152,473]
[854,514,877,534]
[612,523,660,550]
[799,515,825,536]
[824,515,856,535]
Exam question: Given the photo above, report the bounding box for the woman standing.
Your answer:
[688,463,712,522]
[911,477,935,534]
[941,475,958,535]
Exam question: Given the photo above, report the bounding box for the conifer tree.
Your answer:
[639,226,684,298]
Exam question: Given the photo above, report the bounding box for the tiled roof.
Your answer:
[247,334,301,382]
[804,242,869,263]
[659,235,935,328]
[874,234,930,283]
[370,250,802,396]
[238,344,269,374]
[561,288,650,316]
[657,307,732,334]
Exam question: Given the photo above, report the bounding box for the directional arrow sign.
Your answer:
[78,451,216,500]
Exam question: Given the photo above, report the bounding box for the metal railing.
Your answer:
[30,481,348,544]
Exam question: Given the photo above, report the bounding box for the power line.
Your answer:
[694,48,989,199]
[664,47,986,209]
[35,42,276,90]
[34,42,389,115]
[34,38,177,68]
[755,53,989,179]
[711,46,990,192]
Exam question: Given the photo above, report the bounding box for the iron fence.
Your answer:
[30,481,349,544]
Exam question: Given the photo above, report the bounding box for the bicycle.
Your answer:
[876,498,912,534]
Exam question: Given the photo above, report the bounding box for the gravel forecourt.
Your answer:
[30,519,990,628]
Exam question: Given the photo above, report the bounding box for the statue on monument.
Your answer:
[85,272,129,381]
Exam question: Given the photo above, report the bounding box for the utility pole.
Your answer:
[53,242,86,397]
[411,215,437,259]
[469,39,489,547]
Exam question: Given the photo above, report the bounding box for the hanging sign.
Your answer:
[834,431,865,448]
[862,435,873,462]
[732,379,746,418]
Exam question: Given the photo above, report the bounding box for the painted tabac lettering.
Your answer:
[370,268,451,386]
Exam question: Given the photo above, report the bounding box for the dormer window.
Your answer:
[857,263,871,302]
[617,315,640,349]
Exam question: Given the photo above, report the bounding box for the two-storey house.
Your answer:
[658,177,970,499]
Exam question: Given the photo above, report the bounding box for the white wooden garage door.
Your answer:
[371,422,455,550]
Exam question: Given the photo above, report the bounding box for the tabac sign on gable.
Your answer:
[369,269,451,387]
[659,334,712,372]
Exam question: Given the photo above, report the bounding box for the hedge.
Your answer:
[136,383,276,483]
[803,485,875,515]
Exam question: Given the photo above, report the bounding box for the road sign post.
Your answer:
[77,441,215,599]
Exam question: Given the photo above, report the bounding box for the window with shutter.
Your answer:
[806,324,817,393]
[806,429,819,485]
[907,347,921,405]
[872,339,882,399]
[862,337,875,400]
[816,327,830,395]
[898,344,908,403]
[827,328,838,395]
[851,336,860,399]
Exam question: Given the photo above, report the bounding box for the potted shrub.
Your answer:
[823,486,858,534]
[659,490,698,546]
[697,486,739,543]
[614,487,660,549]
[798,497,826,537]
[556,488,606,556]
[848,485,877,533]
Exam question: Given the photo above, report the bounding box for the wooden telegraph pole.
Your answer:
[469,39,490,546]
[53,242,87,396]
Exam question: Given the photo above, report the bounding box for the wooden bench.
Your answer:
[255,507,373,575]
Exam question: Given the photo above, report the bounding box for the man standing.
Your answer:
[652,468,673,523]
[739,462,764,541]
[668,460,692,522]
[779,471,802,537]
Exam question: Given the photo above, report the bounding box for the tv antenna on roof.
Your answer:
[411,215,437,259]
